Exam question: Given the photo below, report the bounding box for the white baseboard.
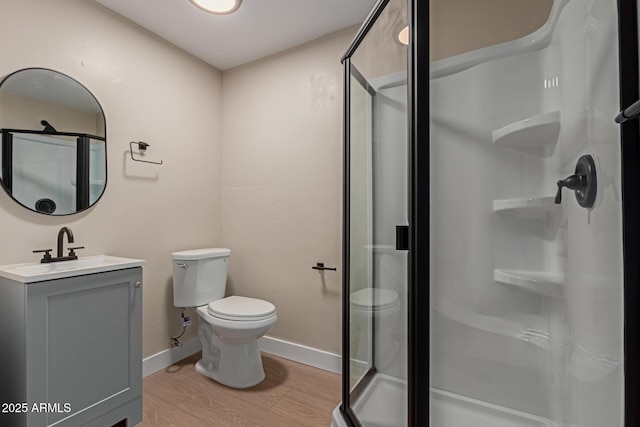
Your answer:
[258,336,342,374]
[142,335,341,377]
[142,337,201,377]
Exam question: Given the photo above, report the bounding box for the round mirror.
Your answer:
[0,68,106,215]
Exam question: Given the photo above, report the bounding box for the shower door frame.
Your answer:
[407,0,428,425]
[617,0,640,425]
[340,1,398,426]
[341,60,380,424]
[341,0,640,426]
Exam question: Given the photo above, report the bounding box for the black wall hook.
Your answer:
[41,120,57,133]
[130,141,163,165]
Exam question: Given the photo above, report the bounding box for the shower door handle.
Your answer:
[396,225,409,251]
[616,99,640,123]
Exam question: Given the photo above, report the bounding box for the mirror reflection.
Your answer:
[0,68,106,215]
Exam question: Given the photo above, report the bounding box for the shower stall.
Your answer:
[333,0,640,426]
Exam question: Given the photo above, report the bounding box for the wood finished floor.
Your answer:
[138,352,341,427]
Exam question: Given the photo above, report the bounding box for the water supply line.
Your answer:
[170,308,191,347]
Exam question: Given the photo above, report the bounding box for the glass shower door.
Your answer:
[342,0,409,425]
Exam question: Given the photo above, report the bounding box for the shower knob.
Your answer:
[555,175,583,204]
[554,154,597,208]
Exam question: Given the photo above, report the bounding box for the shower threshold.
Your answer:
[331,373,555,427]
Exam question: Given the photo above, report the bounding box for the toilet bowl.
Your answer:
[350,288,401,368]
[172,249,277,388]
[195,296,277,388]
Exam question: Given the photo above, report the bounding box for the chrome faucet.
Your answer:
[33,227,85,263]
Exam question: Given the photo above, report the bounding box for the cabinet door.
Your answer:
[25,267,142,427]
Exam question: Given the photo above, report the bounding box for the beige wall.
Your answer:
[0,0,223,358]
[0,0,382,361]
[352,0,407,80]
[221,28,356,354]
[0,0,553,364]
[0,92,101,137]
[430,0,553,61]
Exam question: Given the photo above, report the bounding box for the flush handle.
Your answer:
[176,263,188,269]
[554,154,597,208]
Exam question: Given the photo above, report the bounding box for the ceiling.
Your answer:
[94,0,377,70]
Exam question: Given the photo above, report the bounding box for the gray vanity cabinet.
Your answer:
[0,267,142,427]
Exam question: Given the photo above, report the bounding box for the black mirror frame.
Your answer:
[0,67,107,216]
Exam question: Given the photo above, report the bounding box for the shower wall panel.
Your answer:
[430,48,555,419]
[429,0,623,425]
[558,0,623,426]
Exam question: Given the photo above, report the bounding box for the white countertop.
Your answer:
[0,255,144,283]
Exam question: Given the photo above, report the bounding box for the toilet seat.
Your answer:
[350,288,399,311]
[207,296,276,321]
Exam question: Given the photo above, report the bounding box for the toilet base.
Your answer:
[196,321,266,388]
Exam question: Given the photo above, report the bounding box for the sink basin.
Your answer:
[0,255,144,283]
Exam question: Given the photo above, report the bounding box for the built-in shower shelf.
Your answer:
[492,111,560,149]
[494,269,565,297]
[493,196,560,219]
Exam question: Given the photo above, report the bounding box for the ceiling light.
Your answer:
[189,0,242,15]
[397,26,409,46]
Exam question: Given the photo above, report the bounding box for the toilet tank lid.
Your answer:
[172,248,231,260]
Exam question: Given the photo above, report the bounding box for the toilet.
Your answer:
[350,288,400,369]
[172,248,277,388]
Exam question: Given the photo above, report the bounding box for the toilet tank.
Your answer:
[172,248,231,308]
